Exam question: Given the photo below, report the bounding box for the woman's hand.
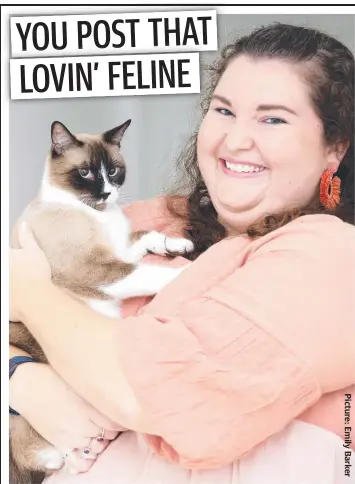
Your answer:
[10,362,126,473]
[10,223,52,322]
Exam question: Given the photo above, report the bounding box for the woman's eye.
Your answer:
[79,168,91,178]
[215,107,234,117]
[263,117,287,125]
[108,167,118,176]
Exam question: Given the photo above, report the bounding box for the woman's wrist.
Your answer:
[9,344,31,359]
[9,360,48,416]
[9,345,36,414]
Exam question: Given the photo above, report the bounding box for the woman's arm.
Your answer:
[9,344,123,474]
[14,282,143,431]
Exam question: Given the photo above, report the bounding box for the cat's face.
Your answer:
[47,120,131,209]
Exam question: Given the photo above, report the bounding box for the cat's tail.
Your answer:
[10,448,45,484]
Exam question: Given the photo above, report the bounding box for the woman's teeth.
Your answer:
[224,161,265,173]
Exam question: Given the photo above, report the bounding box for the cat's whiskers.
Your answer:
[79,194,97,209]
[117,195,133,206]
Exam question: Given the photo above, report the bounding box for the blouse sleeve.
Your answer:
[116,217,355,469]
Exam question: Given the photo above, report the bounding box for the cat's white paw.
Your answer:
[165,237,194,254]
[133,231,194,258]
[36,447,64,470]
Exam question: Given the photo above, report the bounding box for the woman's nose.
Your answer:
[224,121,254,152]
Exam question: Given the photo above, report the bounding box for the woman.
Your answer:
[10,23,355,483]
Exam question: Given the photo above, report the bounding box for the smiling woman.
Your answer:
[198,54,334,233]
[9,22,355,484]
[167,23,354,252]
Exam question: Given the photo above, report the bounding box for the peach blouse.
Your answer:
[46,196,355,483]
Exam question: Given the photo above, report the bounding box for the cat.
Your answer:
[9,120,193,484]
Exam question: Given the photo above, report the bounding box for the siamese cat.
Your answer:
[10,120,193,484]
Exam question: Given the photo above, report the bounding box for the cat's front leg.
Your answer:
[98,263,190,302]
[122,231,194,264]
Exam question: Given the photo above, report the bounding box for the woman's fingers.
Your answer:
[87,407,128,433]
[65,450,96,474]
[65,440,111,474]
[63,433,120,474]
[86,438,110,455]
[97,428,120,440]
[86,424,120,442]
[76,435,113,455]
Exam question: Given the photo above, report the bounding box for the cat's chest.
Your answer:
[91,206,130,258]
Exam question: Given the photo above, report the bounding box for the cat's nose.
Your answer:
[102,192,111,200]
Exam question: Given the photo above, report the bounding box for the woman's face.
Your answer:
[197,55,341,233]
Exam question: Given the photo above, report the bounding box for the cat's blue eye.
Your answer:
[263,117,287,125]
[215,107,234,117]
[109,167,118,176]
[79,168,92,178]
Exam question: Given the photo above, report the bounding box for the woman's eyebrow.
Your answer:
[256,104,298,116]
[211,94,232,106]
[211,97,298,116]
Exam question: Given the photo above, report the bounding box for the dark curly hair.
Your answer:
[166,23,354,260]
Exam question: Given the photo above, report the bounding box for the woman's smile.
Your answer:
[219,158,269,178]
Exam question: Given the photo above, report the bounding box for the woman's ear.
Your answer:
[326,140,349,170]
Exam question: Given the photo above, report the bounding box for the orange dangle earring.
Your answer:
[319,162,341,210]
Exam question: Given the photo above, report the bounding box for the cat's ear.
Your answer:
[103,119,131,147]
[51,121,79,156]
